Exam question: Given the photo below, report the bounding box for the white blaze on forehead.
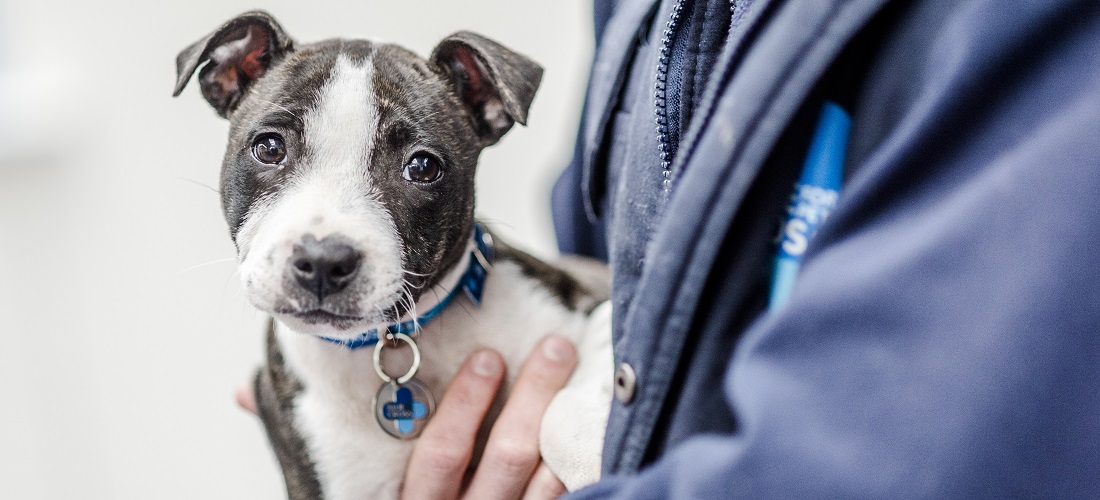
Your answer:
[303,53,379,190]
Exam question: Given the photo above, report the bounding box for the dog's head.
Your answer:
[174,11,542,336]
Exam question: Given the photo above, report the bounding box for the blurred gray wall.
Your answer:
[0,1,592,498]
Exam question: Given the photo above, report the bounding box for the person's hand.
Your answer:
[401,335,578,500]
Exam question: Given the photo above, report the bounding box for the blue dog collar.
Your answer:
[318,224,493,350]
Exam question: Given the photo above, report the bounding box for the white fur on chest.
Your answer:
[277,260,609,500]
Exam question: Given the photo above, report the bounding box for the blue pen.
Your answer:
[768,101,851,311]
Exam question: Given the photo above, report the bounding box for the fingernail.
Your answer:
[472,350,502,378]
[542,336,576,364]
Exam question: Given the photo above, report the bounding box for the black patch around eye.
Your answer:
[252,133,288,165]
[402,154,443,183]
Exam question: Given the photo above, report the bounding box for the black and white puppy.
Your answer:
[174,11,611,500]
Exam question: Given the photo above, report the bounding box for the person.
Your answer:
[245,0,1100,497]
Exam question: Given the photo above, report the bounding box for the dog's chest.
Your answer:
[277,260,595,500]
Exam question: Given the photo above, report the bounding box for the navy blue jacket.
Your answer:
[554,0,1100,497]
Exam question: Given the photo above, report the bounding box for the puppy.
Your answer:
[174,11,612,500]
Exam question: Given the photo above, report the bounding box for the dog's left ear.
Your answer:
[173,11,294,118]
[431,32,543,146]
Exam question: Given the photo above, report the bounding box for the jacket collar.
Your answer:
[578,0,785,219]
[580,0,661,219]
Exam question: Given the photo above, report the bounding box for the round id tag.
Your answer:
[372,333,435,440]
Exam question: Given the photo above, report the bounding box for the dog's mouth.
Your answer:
[269,306,371,332]
[272,297,406,334]
[290,309,364,325]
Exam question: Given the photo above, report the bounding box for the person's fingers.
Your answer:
[402,349,505,500]
[236,382,258,415]
[463,336,577,500]
[522,462,568,500]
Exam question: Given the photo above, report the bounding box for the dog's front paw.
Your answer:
[539,383,609,490]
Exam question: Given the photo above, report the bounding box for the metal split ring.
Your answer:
[372,332,422,384]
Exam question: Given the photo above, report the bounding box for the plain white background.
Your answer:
[0,1,592,498]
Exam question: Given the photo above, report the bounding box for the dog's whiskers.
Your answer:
[371,303,386,328]
[221,268,241,298]
[175,176,221,195]
[402,284,420,331]
[391,302,403,332]
[402,278,427,292]
[179,257,237,274]
[454,299,476,319]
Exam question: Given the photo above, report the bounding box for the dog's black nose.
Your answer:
[290,234,361,300]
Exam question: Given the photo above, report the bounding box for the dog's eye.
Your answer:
[402,154,443,183]
[252,134,287,165]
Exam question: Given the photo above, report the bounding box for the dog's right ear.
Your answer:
[431,32,543,147]
[173,11,293,118]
